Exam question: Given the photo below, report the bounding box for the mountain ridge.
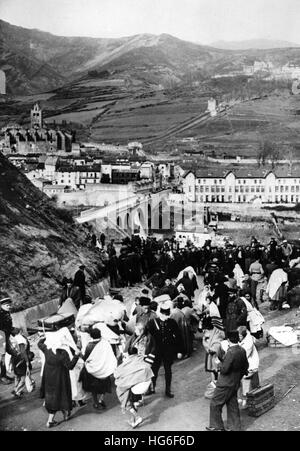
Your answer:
[1,19,300,95]
[210,39,300,50]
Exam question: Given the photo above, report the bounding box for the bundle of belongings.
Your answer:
[266,325,299,348]
[114,354,154,412]
[75,296,127,360]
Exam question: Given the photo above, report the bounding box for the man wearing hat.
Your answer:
[207,330,249,431]
[224,289,247,336]
[74,265,87,305]
[59,277,81,310]
[136,297,157,330]
[0,292,13,384]
[147,302,183,398]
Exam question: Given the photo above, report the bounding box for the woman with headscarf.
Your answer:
[38,328,81,428]
[176,267,198,300]
[233,263,244,289]
[266,266,288,310]
[79,327,117,410]
[124,322,155,359]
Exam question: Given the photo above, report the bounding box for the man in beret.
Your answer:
[0,292,13,384]
[206,330,249,431]
[147,303,183,398]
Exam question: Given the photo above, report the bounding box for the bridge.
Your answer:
[75,189,173,238]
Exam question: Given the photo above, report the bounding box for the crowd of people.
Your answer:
[92,233,300,310]
[0,233,300,431]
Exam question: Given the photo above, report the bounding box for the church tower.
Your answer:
[0,70,6,95]
[31,103,43,128]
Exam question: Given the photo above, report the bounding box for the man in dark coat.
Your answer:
[157,279,179,300]
[107,255,119,289]
[147,304,183,398]
[207,330,249,431]
[224,289,247,335]
[59,278,81,310]
[100,233,106,249]
[73,265,87,304]
[0,293,13,384]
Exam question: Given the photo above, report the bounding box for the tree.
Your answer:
[257,139,281,168]
[285,146,295,173]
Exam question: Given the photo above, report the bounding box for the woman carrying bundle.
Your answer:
[38,328,81,428]
[79,327,117,410]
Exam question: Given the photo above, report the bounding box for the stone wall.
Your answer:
[12,277,110,335]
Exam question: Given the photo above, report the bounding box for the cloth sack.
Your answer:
[85,338,117,379]
[204,381,216,399]
[25,371,35,393]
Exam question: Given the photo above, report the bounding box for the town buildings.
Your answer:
[183,168,300,204]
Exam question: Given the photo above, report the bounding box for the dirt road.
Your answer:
[1,279,300,431]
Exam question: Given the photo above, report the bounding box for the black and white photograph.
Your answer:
[0,0,300,434]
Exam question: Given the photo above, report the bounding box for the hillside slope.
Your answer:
[0,153,105,311]
[2,19,300,94]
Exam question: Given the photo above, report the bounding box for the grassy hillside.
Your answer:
[0,153,105,311]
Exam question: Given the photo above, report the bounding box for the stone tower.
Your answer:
[31,103,43,128]
[0,70,6,95]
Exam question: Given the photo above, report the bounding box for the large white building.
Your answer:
[183,168,300,204]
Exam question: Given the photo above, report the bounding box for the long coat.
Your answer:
[147,317,183,361]
[59,285,81,310]
[73,269,86,302]
[170,308,193,357]
[38,339,79,413]
[224,298,247,333]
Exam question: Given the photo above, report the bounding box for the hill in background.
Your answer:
[1,20,300,156]
[210,39,300,50]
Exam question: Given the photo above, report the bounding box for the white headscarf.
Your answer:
[177,266,197,281]
[45,327,78,359]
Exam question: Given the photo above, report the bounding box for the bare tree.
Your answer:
[285,146,295,173]
[257,139,281,168]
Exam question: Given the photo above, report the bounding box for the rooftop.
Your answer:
[185,165,300,179]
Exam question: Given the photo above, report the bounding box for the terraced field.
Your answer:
[1,73,300,158]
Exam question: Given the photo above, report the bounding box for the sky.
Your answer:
[0,0,300,44]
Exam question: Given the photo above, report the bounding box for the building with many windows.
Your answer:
[183,168,300,204]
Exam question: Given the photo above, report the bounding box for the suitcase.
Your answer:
[246,383,275,417]
[38,312,75,331]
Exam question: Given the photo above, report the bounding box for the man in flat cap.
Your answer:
[0,292,13,384]
[147,302,183,398]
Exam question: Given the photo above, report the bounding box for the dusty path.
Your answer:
[1,277,300,431]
